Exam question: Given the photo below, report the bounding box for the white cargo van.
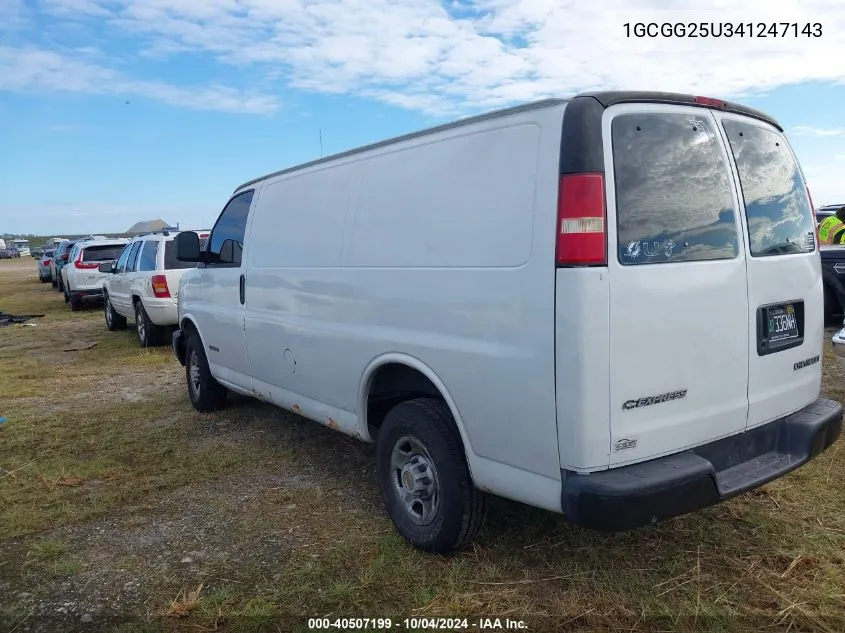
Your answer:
[171,91,842,553]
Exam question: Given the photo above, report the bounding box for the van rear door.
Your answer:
[716,114,821,428]
[604,104,750,466]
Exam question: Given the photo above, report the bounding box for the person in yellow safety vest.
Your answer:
[819,208,845,245]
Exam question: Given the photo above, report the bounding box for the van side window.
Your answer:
[115,244,133,273]
[207,190,254,267]
[612,112,739,265]
[721,120,815,256]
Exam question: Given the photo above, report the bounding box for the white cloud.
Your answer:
[27,0,845,114]
[0,46,279,114]
[4,0,845,214]
[793,125,845,137]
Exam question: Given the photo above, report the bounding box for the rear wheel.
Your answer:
[135,301,164,347]
[104,292,127,331]
[376,398,487,553]
[824,285,841,325]
[184,332,227,412]
[58,275,65,293]
[69,290,82,312]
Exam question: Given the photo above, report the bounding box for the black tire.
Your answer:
[184,331,227,412]
[69,291,83,312]
[824,285,840,324]
[51,277,57,288]
[376,398,486,554]
[134,301,164,347]
[58,275,65,293]
[39,274,50,284]
[104,292,127,331]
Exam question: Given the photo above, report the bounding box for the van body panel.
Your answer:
[195,188,259,390]
[714,112,823,429]
[603,103,751,466]
[241,103,567,482]
[554,268,611,471]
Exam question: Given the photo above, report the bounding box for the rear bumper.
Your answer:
[561,396,842,531]
[69,288,104,302]
[142,298,178,326]
[172,329,186,366]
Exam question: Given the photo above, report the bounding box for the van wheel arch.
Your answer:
[361,358,474,462]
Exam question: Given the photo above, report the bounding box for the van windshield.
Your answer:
[721,119,815,256]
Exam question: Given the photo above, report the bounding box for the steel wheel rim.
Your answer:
[390,435,441,526]
[188,350,201,398]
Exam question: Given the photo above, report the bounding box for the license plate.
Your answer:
[766,303,799,343]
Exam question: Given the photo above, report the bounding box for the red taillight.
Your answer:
[44,258,52,265]
[74,250,98,269]
[694,96,726,108]
[556,173,607,266]
[61,254,68,261]
[151,274,170,298]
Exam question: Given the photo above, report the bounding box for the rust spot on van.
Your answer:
[327,417,338,430]
[292,404,301,413]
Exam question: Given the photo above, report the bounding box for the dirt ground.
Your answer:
[1,257,844,633]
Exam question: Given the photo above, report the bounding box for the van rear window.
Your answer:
[721,120,815,256]
[612,112,740,265]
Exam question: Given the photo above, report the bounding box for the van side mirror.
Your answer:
[175,231,201,262]
[98,261,115,273]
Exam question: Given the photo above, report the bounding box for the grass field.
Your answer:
[1,256,844,633]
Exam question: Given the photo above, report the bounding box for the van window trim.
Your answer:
[602,102,747,268]
[713,110,815,259]
[204,188,255,270]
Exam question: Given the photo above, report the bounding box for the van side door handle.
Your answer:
[239,274,245,305]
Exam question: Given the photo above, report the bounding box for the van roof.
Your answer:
[233,90,782,194]
[233,98,568,192]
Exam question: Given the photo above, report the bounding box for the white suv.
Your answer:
[102,230,209,347]
[171,91,842,553]
[62,239,129,311]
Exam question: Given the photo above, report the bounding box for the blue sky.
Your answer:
[1,0,844,235]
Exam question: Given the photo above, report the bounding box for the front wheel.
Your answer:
[104,293,127,331]
[376,398,487,554]
[135,301,164,347]
[184,332,228,412]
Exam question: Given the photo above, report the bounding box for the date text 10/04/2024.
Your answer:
[307,618,528,630]
[623,22,823,38]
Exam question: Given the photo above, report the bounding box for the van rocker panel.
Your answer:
[562,396,842,531]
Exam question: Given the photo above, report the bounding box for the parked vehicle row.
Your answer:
[34,230,209,341]
[101,230,209,346]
